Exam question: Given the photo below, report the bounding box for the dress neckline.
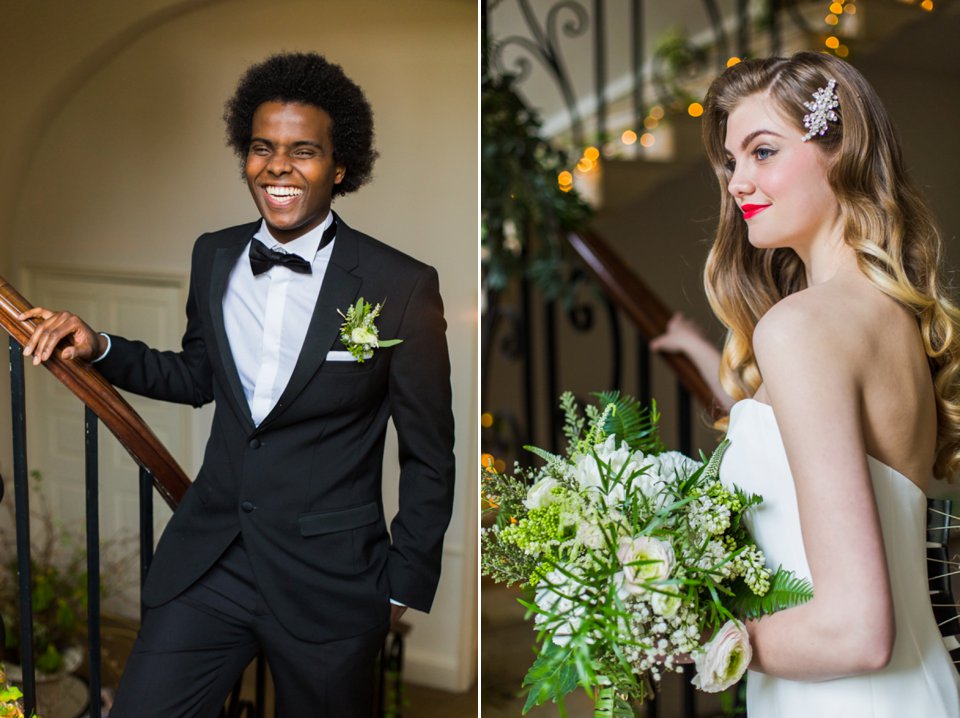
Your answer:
[730,397,927,498]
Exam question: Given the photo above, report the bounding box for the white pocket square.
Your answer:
[325,350,358,362]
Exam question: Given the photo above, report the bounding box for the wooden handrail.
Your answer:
[0,276,191,509]
[566,229,724,420]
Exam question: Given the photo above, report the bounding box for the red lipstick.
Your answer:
[741,203,770,220]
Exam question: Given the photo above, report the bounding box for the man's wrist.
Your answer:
[91,333,111,363]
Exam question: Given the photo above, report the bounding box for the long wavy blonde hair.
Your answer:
[702,52,960,480]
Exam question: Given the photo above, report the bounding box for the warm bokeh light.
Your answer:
[921,0,934,9]
[845,3,857,12]
[584,146,600,161]
[726,56,741,67]
[830,1,843,12]
[639,133,656,148]
[825,13,839,25]
[621,130,638,145]
[481,453,495,468]
[836,44,850,57]
[643,116,659,130]
[825,35,840,49]
[494,459,507,473]
[558,170,573,186]
[576,157,595,172]
[649,105,665,120]
[481,412,494,428]
[687,102,704,118]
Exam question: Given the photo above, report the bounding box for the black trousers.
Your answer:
[109,537,388,718]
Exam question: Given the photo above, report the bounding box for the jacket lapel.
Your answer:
[255,213,362,432]
[209,225,258,429]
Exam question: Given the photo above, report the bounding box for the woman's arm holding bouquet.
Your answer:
[747,296,895,680]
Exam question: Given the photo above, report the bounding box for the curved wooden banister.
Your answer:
[0,276,191,509]
[567,229,724,420]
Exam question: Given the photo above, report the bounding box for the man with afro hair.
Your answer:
[20,52,455,717]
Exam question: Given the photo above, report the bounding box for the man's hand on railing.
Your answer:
[16,307,107,366]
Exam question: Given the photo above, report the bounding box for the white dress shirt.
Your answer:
[223,213,334,426]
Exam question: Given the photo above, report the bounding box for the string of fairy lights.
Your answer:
[554,0,933,194]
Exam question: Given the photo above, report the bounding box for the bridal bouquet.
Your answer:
[481,392,812,716]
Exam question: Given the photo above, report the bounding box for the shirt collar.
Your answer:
[254,211,335,262]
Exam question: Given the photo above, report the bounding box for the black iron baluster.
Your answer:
[521,275,536,457]
[637,334,651,407]
[631,0,644,132]
[593,0,606,144]
[139,466,154,599]
[85,406,102,718]
[770,0,783,56]
[544,300,560,452]
[737,0,750,57]
[9,337,36,716]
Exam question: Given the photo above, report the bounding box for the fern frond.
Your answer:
[593,391,664,454]
[729,567,814,619]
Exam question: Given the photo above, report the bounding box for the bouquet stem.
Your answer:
[593,677,614,718]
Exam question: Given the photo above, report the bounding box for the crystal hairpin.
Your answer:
[801,78,839,142]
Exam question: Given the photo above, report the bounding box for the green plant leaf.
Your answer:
[593,392,664,454]
[521,640,580,714]
[729,568,813,619]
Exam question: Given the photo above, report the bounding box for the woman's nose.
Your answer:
[727,166,755,198]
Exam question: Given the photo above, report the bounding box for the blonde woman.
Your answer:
[674,52,960,715]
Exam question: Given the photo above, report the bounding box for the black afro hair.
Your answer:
[224,52,377,196]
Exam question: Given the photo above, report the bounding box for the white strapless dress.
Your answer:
[719,398,960,717]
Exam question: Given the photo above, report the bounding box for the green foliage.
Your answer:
[594,392,665,455]
[728,568,814,619]
[481,73,592,301]
[521,641,580,714]
[0,471,133,676]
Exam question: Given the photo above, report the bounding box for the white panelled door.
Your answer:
[22,268,202,619]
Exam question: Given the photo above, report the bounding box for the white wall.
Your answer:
[1,0,477,693]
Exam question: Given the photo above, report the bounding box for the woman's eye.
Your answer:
[725,158,735,172]
[754,147,775,161]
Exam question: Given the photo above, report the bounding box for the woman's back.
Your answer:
[752,269,937,493]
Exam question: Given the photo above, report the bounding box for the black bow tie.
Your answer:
[248,218,337,276]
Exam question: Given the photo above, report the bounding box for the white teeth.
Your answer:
[265,186,303,197]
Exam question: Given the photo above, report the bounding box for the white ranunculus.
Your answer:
[692,619,752,693]
[524,477,560,511]
[351,327,378,346]
[617,536,675,595]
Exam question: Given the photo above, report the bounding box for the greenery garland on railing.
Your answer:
[481,72,592,302]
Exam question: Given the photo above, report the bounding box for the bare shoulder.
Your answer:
[753,284,851,366]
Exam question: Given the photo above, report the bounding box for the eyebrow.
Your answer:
[249,137,324,149]
[724,129,786,155]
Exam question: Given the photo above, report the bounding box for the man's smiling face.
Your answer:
[244,101,345,244]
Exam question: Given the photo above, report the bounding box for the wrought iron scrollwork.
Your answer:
[491,0,591,146]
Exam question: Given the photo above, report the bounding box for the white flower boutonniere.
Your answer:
[337,298,403,362]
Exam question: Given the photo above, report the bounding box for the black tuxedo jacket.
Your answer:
[96,214,455,642]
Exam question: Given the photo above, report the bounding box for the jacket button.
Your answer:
[241,501,255,513]
[248,438,261,449]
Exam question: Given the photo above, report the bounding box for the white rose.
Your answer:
[617,536,675,595]
[692,619,752,693]
[351,327,378,346]
[524,477,560,511]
